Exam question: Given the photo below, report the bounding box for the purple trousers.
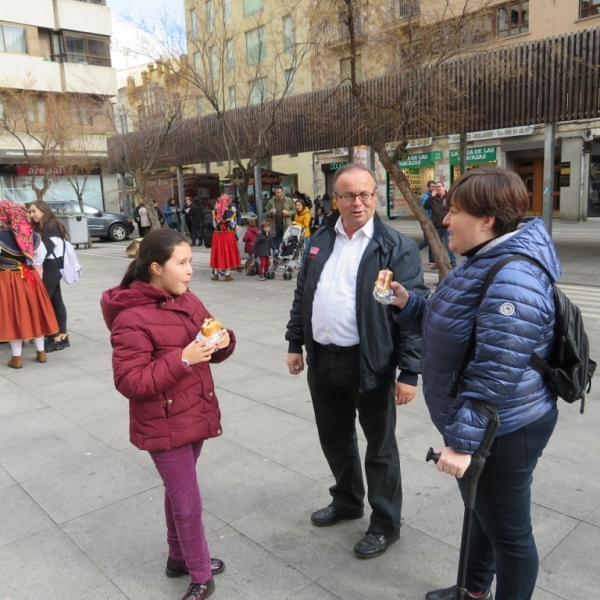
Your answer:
[150,440,211,583]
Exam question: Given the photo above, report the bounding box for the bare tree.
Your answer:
[101,71,192,230]
[320,0,495,277]
[121,0,326,210]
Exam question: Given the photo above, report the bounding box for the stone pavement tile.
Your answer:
[538,522,600,600]
[585,503,600,527]
[231,481,369,580]
[0,356,81,389]
[253,424,332,481]
[0,485,54,547]
[198,447,313,524]
[0,426,117,483]
[288,584,342,599]
[75,582,131,600]
[193,431,247,464]
[532,589,564,600]
[229,339,291,375]
[22,453,160,524]
[530,503,581,561]
[119,445,160,476]
[0,526,109,600]
[0,406,75,450]
[80,409,131,451]
[0,390,46,418]
[256,388,317,422]
[218,393,318,455]
[0,464,15,490]
[532,455,600,520]
[397,411,441,463]
[203,525,314,600]
[62,488,170,579]
[316,525,458,600]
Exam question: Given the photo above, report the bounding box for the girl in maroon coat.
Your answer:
[101,229,235,600]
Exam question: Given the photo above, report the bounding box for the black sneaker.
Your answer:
[45,335,70,353]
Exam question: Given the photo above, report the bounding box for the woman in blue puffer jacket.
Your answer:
[390,168,559,600]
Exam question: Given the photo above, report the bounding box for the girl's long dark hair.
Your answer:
[120,229,188,288]
[29,200,68,238]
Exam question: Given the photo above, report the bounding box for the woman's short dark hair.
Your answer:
[446,167,529,236]
[120,229,188,288]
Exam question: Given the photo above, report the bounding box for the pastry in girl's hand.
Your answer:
[196,318,223,343]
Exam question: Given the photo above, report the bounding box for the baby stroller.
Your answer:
[271,224,304,280]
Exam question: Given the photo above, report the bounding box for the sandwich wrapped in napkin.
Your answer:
[196,318,223,344]
[373,269,395,305]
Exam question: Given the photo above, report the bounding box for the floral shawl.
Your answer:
[0,200,37,259]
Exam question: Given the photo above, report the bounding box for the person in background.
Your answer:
[312,206,326,234]
[153,200,166,228]
[286,163,429,559]
[203,200,215,249]
[28,199,71,352]
[189,199,204,247]
[164,198,182,231]
[264,186,295,248]
[184,196,194,237]
[418,180,436,265]
[390,168,559,600]
[292,198,312,251]
[0,200,58,368]
[210,194,240,281]
[134,202,152,237]
[242,218,259,257]
[424,181,456,270]
[251,220,278,281]
[101,229,235,600]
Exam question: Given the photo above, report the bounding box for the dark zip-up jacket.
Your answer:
[285,214,429,392]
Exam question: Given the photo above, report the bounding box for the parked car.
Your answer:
[46,201,135,242]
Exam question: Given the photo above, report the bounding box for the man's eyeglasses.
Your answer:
[334,191,377,204]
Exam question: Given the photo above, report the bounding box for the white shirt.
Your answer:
[312,216,374,346]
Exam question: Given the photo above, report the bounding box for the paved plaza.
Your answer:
[0,219,599,600]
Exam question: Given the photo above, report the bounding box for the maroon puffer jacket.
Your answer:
[101,281,235,452]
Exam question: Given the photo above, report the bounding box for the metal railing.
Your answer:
[386,0,420,18]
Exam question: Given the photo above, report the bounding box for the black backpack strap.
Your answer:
[449,255,539,398]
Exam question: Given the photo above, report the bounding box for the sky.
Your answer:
[106,0,184,73]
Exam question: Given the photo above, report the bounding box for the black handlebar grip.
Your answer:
[426,447,441,464]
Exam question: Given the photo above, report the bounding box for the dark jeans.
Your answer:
[190,224,203,246]
[418,230,434,262]
[150,440,211,583]
[307,343,401,535]
[274,224,284,249]
[43,260,67,334]
[436,226,456,266]
[457,406,558,600]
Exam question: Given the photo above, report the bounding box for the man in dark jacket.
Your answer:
[189,198,204,247]
[424,182,456,269]
[286,163,429,559]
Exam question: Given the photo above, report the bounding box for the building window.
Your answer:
[224,0,232,24]
[206,0,214,33]
[226,39,234,71]
[229,86,236,108]
[248,77,268,105]
[340,55,363,83]
[243,0,263,18]
[190,9,198,41]
[0,22,27,54]
[59,31,111,66]
[26,98,46,123]
[497,2,529,37]
[283,16,294,52]
[193,51,201,74]
[71,104,93,126]
[197,97,204,116]
[581,1,600,18]
[284,68,295,96]
[246,26,266,65]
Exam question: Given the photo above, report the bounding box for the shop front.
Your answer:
[449,145,498,182]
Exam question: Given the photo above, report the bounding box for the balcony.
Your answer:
[324,14,366,50]
[386,0,420,19]
[55,0,112,37]
[0,54,62,92]
[62,61,117,96]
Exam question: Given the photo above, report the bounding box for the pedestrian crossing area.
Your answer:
[558,283,600,322]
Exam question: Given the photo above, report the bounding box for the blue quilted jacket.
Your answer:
[394,218,560,453]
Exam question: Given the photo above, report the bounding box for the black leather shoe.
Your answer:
[310,505,363,527]
[166,557,225,578]
[181,579,214,600]
[425,585,493,600]
[353,530,400,558]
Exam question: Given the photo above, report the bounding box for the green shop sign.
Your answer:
[449,146,497,165]
[397,151,442,168]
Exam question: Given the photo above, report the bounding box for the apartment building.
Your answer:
[0,0,118,211]
[179,0,600,219]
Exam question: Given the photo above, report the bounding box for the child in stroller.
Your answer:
[272,223,304,281]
